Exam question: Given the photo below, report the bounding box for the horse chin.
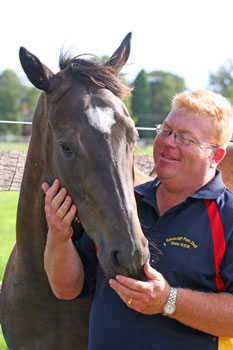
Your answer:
[99,256,149,282]
[104,266,148,282]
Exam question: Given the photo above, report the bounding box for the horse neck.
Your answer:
[16,93,49,261]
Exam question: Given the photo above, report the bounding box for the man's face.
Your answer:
[153,110,216,190]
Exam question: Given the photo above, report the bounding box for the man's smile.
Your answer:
[161,152,180,162]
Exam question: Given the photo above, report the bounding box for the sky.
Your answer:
[1,0,233,90]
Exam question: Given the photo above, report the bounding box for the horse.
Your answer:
[0,33,150,350]
[217,143,233,191]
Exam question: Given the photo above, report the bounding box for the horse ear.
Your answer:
[105,32,132,76]
[19,47,55,92]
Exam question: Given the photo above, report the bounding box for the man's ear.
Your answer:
[210,147,226,167]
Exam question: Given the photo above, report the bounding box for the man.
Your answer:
[43,90,233,349]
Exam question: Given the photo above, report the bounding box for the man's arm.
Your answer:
[109,263,233,337]
[42,179,84,300]
[174,288,233,337]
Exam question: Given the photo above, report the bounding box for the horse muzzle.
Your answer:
[97,235,150,281]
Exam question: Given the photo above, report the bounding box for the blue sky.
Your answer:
[2,0,233,90]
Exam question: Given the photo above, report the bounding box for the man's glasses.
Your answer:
[155,124,218,148]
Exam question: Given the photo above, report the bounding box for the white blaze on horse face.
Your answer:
[85,107,116,134]
[85,106,132,219]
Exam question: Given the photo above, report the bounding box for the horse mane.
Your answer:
[59,52,133,99]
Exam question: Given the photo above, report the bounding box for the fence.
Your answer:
[0,121,156,191]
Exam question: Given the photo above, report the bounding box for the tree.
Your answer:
[20,85,41,135]
[0,69,41,135]
[149,71,186,122]
[131,69,186,139]
[208,59,233,104]
[131,70,152,137]
[0,70,22,135]
[132,69,151,116]
[21,86,40,119]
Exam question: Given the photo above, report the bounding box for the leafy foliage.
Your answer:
[0,70,22,135]
[208,59,233,104]
[132,69,151,115]
[149,70,186,120]
[0,69,40,135]
[131,69,186,138]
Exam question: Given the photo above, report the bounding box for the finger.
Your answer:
[49,188,68,214]
[63,204,77,225]
[44,179,60,205]
[42,182,50,193]
[115,275,148,293]
[56,196,74,221]
[109,279,141,301]
[144,263,163,281]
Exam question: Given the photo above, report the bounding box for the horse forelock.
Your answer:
[59,51,132,99]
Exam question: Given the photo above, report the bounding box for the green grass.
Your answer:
[0,192,18,350]
[0,192,18,281]
[135,144,153,155]
[0,142,29,151]
[0,326,7,350]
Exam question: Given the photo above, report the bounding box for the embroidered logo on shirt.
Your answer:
[165,236,198,249]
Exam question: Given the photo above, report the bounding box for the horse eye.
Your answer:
[58,141,73,154]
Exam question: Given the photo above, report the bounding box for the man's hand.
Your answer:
[109,263,170,315]
[42,179,77,243]
[42,179,84,300]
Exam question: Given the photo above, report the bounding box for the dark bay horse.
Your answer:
[218,143,233,191]
[0,33,150,350]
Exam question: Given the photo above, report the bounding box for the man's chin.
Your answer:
[157,170,175,180]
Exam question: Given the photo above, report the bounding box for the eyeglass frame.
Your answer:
[155,124,218,148]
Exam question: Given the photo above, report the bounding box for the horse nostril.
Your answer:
[110,250,121,269]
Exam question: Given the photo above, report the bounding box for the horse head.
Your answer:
[19,33,150,280]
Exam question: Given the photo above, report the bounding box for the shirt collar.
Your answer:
[134,169,226,201]
[191,169,226,199]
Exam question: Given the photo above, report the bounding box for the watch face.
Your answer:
[164,302,176,315]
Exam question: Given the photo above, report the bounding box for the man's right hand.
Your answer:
[42,179,84,300]
[42,179,77,243]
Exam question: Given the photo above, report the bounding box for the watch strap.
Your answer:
[168,287,177,304]
[162,287,177,316]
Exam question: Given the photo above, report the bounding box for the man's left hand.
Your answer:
[109,263,170,315]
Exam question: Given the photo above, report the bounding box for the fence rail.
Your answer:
[0,151,154,191]
[0,120,158,130]
[0,120,32,125]
[0,121,157,191]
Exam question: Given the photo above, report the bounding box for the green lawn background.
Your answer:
[0,191,18,350]
[0,141,28,349]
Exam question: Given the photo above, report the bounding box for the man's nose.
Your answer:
[163,132,177,146]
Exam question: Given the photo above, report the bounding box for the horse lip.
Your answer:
[104,265,147,281]
[98,249,149,281]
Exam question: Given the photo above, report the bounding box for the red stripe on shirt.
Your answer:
[204,199,226,293]
[134,191,142,199]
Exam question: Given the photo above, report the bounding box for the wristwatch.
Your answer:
[162,287,177,317]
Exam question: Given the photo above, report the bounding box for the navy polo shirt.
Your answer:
[76,170,233,350]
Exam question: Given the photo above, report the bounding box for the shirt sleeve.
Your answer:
[74,232,98,298]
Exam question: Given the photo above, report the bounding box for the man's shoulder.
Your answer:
[219,186,233,204]
[134,177,159,197]
[215,189,233,232]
